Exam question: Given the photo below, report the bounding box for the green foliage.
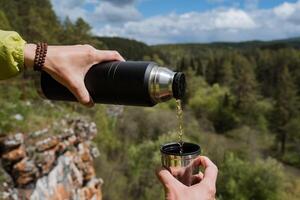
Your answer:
[0,10,11,30]
[126,140,163,200]
[214,103,240,133]
[232,54,258,114]
[286,117,300,143]
[280,117,300,167]
[252,99,273,131]
[117,107,178,143]
[184,68,206,101]
[218,59,234,86]
[282,178,300,200]
[0,0,62,43]
[218,153,284,200]
[189,81,228,116]
[95,36,158,60]
[59,17,105,47]
[271,65,299,155]
[188,79,239,132]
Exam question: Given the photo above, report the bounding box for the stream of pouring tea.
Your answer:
[176,99,184,153]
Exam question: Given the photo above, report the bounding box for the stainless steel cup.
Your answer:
[160,142,201,186]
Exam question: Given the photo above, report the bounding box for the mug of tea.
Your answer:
[160,142,201,186]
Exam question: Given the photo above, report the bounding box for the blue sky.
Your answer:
[51,0,300,44]
[137,0,296,17]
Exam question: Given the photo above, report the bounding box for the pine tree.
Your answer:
[232,54,257,114]
[0,0,61,43]
[206,57,217,84]
[217,59,234,87]
[190,58,196,70]
[177,57,186,71]
[272,65,299,155]
[197,58,209,80]
[195,58,202,76]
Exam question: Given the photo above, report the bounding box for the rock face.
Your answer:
[0,118,102,200]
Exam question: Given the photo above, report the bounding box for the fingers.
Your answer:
[156,168,182,190]
[94,50,125,63]
[68,79,94,107]
[191,172,204,185]
[199,156,218,186]
[192,156,202,168]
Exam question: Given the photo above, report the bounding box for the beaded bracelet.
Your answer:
[33,43,48,71]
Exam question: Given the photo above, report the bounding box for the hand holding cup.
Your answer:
[159,142,218,200]
[157,156,218,200]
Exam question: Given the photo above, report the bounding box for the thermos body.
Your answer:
[39,61,186,106]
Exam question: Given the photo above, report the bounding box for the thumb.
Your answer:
[68,79,94,107]
[156,168,181,190]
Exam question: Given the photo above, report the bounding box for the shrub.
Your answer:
[218,153,284,200]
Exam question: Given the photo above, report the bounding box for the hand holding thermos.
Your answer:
[25,44,125,106]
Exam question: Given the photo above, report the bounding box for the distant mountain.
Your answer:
[275,37,300,42]
[95,36,300,63]
[154,37,300,50]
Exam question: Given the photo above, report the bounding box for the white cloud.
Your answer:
[51,0,87,21]
[94,1,300,44]
[50,0,141,23]
[214,9,256,29]
[93,8,259,44]
[274,2,297,18]
[101,0,136,6]
[51,0,300,44]
[272,1,300,26]
[92,2,141,23]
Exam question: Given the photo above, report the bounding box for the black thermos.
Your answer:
[38,61,186,106]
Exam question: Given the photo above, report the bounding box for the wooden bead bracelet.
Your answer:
[33,43,48,71]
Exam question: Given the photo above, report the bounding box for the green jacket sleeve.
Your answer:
[0,30,26,80]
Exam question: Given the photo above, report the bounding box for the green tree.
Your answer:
[189,79,229,118]
[255,49,275,97]
[0,0,61,43]
[190,58,196,70]
[0,10,11,30]
[177,57,187,71]
[218,153,284,200]
[70,17,93,43]
[0,0,20,30]
[195,57,205,76]
[272,65,299,155]
[206,57,217,84]
[217,59,234,86]
[59,17,76,44]
[232,54,258,114]
[283,116,300,167]
[213,93,239,133]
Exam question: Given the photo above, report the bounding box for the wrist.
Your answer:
[43,46,55,73]
[24,44,36,69]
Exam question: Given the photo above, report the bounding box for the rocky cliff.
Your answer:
[0,118,102,200]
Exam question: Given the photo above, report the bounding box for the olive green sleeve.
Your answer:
[0,30,26,80]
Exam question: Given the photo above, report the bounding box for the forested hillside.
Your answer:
[1,0,300,199]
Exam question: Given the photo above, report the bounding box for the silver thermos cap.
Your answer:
[149,66,186,103]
